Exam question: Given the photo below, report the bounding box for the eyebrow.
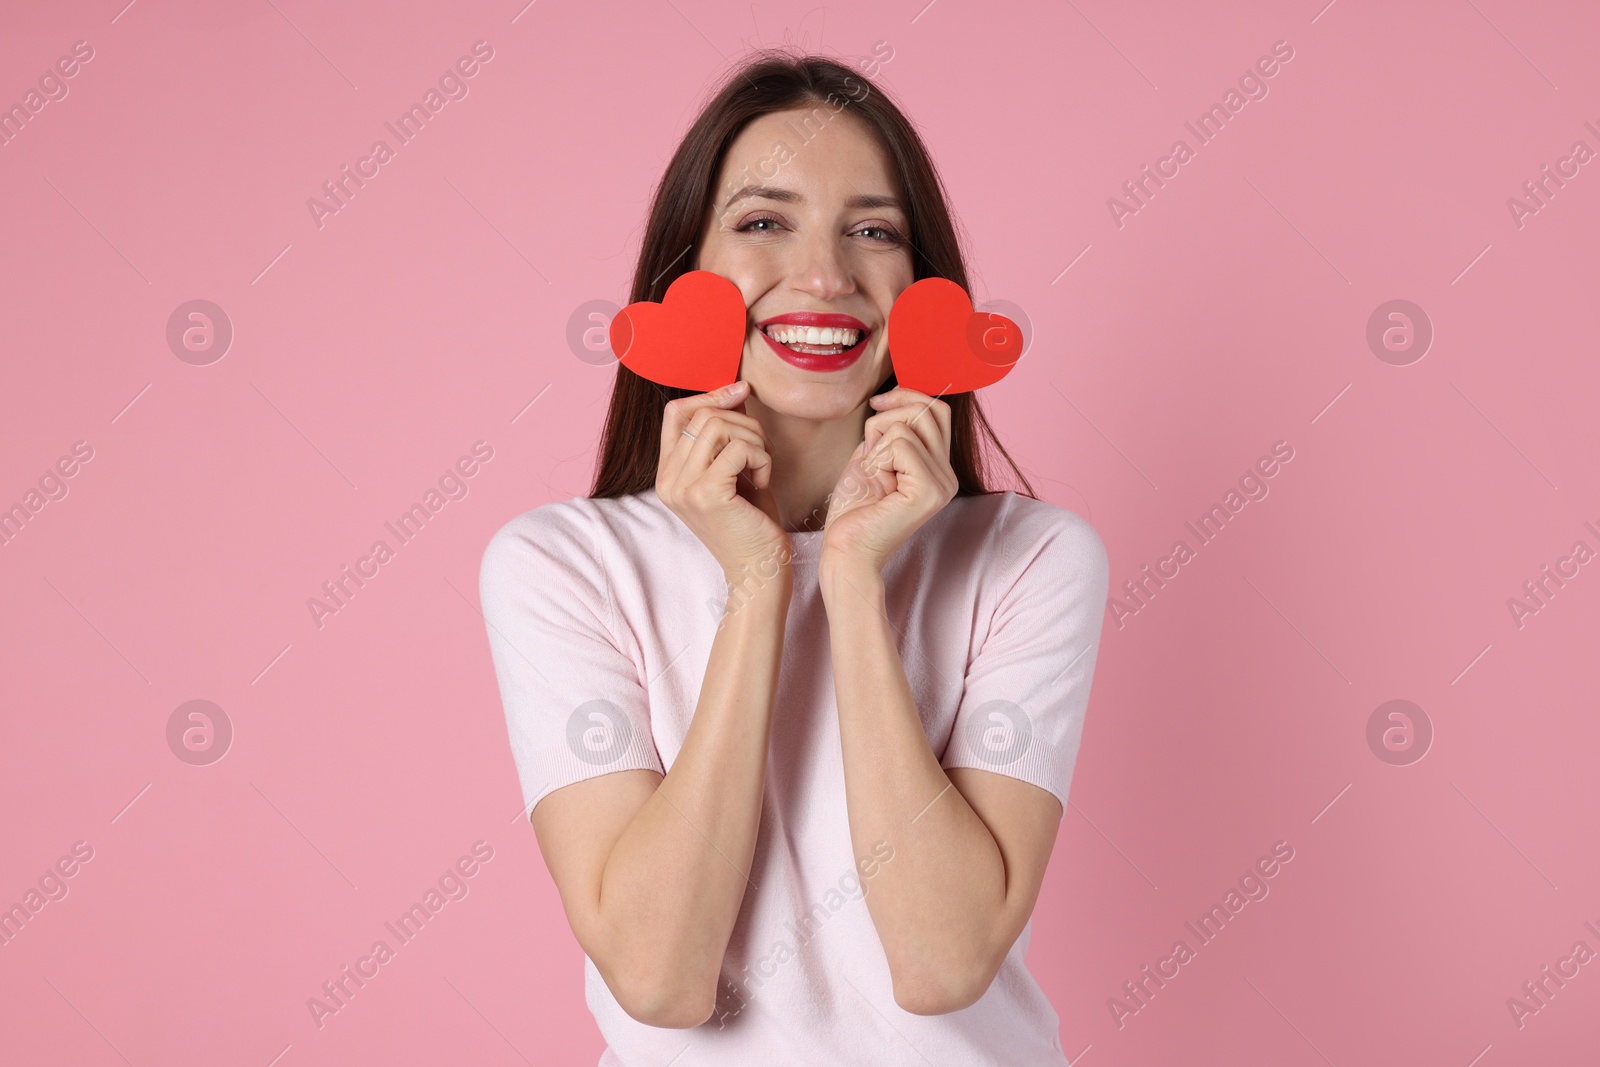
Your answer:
[720,184,904,214]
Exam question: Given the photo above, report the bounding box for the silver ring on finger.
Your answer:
[681,429,698,440]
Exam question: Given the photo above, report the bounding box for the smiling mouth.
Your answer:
[760,323,866,356]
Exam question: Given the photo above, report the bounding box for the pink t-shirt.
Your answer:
[479,486,1110,1066]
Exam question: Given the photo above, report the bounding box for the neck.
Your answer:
[742,395,869,533]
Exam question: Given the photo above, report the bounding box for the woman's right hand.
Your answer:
[657,380,790,583]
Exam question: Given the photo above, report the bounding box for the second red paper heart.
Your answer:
[887,278,1024,395]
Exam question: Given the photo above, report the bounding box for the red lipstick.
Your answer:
[755,312,871,372]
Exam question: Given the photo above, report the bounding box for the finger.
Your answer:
[687,410,773,490]
[863,422,936,482]
[669,417,768,489]
[686,404,768,442]
[864,405,935,461]
[864,395,950,464]
[661,393,759,486]
[870,409,940,476]
[868,386,930,405]
[669,407,767,486]
[864,420,925,465]
[877,425,956,502]
[702,438,773,496]
[868,386,942,415]
[660,380,750,456]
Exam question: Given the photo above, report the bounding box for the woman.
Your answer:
[480,50,1110,1066]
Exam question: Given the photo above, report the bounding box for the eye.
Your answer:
[853,224,905,245]
[735,214,784,234]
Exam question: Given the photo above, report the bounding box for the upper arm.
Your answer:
[946,766,1063,970]
[936,502,1108,975]
[529,768,663,950]
[939,505,1110,809]
[479,508,667,952]
[479,505,666,842]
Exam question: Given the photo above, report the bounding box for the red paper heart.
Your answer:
[608,270,747,392]
[887,278,1024,395]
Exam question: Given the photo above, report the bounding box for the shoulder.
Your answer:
[947,491,1109,588]
[480,491,671,576]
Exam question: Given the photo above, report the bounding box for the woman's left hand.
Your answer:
[820,387,959,579]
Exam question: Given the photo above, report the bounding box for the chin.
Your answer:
[744,348,888,421]
[747,377,867,421]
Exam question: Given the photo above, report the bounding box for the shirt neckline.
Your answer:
[785,527,824,566]
[637,488,1005,568]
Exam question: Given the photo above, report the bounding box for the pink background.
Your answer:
[3,0,1598,1064]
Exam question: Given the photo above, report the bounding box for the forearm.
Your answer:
[820,565,1008,1012]
[593,572,790,1022]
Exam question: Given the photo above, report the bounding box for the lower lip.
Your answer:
[759,329,869,372]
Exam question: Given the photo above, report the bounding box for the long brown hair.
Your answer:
[589,49,1035,502]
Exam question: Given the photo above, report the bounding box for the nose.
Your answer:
[787,230,856,302]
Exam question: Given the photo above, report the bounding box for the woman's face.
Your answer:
[695,105,915,422]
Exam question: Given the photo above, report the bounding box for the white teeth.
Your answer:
[765,324,861,346]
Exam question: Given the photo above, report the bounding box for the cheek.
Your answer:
[844,339,891,388]
[706,234,782,273]
[876,316,900,366]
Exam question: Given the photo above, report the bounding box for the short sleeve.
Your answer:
[939,499,1111,811]
[478,503,665,818]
